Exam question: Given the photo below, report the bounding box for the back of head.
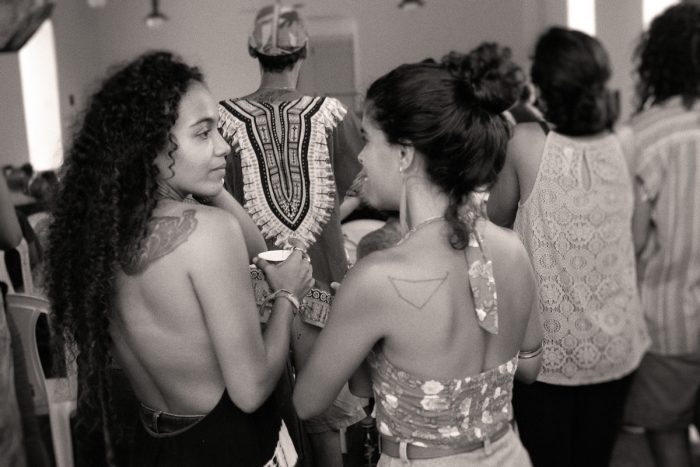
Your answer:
[365,51,515,248]
[531,27,616,136]
[635,3,700,111]
[460,42,526,110]
[46,50,203,461]
[248,3,308,73]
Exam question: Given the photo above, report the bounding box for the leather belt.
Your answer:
[380,423,510,460]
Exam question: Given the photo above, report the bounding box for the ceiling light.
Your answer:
[398,0,425,10]
[145,0,168,29]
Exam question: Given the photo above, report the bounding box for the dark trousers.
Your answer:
[513,374,633,467]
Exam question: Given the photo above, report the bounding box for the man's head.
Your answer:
[248,3,308,73]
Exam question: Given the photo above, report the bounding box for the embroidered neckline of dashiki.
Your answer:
[219,96,346,249]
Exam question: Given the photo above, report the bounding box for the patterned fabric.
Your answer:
[465,219,498,334]
[368,351,517,449]
[629,97,700,355]
[250,265,332,327]
[514,131,649,385]
[219,96,344,249]
[367,216,516,448]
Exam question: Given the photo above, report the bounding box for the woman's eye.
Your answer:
[198,130,211,139]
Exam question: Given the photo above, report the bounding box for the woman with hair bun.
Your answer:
[488,27,649,467]
[293,52,542,466]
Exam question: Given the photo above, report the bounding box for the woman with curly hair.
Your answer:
[45,51,313,466]
[621,4,700,466]
[293,51,543,466]
[488,27,649,467]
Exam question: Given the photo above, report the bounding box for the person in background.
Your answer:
[0,171,26,467]
[45,51,311,467]
[488,27,649,467]
[294,52,542,466]
[218,4,366,466]
[621,4,700,466]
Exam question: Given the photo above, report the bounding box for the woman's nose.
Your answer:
[214,131,231,157]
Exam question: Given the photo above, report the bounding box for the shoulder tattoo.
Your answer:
[123,209,198,275]
[388,272,449,309]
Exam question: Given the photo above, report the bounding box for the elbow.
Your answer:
[292,391,324,421]
[515,358,543,384]
[234,392,268,414]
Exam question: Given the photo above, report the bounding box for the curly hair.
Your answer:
[365,51,514,250]
[45,51,203,465]
[531,27,617,136]
[634,3,700,112]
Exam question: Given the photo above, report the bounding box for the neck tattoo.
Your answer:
[397,215,447,245]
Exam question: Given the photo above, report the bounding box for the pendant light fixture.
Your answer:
[145,0,168,28]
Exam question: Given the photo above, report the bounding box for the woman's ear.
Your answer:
[398,143,415,172]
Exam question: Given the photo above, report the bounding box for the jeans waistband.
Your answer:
[138,403,205,438]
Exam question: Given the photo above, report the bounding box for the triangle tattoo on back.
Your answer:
[388,273,449,309]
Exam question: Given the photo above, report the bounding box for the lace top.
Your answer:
[514,131,649,385]
[367,217,517,448]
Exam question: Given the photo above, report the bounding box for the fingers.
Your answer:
[253,256,271,271]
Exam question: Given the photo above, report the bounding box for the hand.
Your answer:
[254,250,314,300]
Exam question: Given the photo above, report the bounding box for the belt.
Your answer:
[139,403,204,436]
[380,423,510,460]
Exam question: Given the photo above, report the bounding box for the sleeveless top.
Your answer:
[132,390,297,467]
[367,217,517,449]
[514,131,649,385]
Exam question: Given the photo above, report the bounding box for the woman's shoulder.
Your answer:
[152,202,244,251]
[481,221,530,270]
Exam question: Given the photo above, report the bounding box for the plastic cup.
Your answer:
[257,249,292,264]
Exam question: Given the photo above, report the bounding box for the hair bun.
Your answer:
[442,44,524,115]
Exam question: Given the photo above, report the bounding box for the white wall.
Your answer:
[9,0,666,167]
[52,0,534,107]
[0,53,30,168]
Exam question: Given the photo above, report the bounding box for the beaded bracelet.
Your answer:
[262,289,300,316]
[518,342,544,359]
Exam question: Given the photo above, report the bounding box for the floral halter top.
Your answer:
[367,215,517,449]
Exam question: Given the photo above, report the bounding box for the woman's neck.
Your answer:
[155,182,186,202]
[403,176,449,228]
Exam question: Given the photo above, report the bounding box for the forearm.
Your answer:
[258,299,296,395]
[0,175,22,249]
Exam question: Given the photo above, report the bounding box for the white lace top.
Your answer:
[514,131,649,385]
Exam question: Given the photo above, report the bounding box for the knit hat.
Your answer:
[249,3,308,56]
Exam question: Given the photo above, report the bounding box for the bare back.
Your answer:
[369,221,535,380]
[110,202,256,414]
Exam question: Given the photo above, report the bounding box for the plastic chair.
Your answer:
[6,293,77,467]
[0,238,34,294]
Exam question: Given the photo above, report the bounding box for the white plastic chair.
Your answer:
[0,238,34,294]
[5,293,77,467]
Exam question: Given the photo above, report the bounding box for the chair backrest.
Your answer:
[5,293,76,414]
[0,238,34,295]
